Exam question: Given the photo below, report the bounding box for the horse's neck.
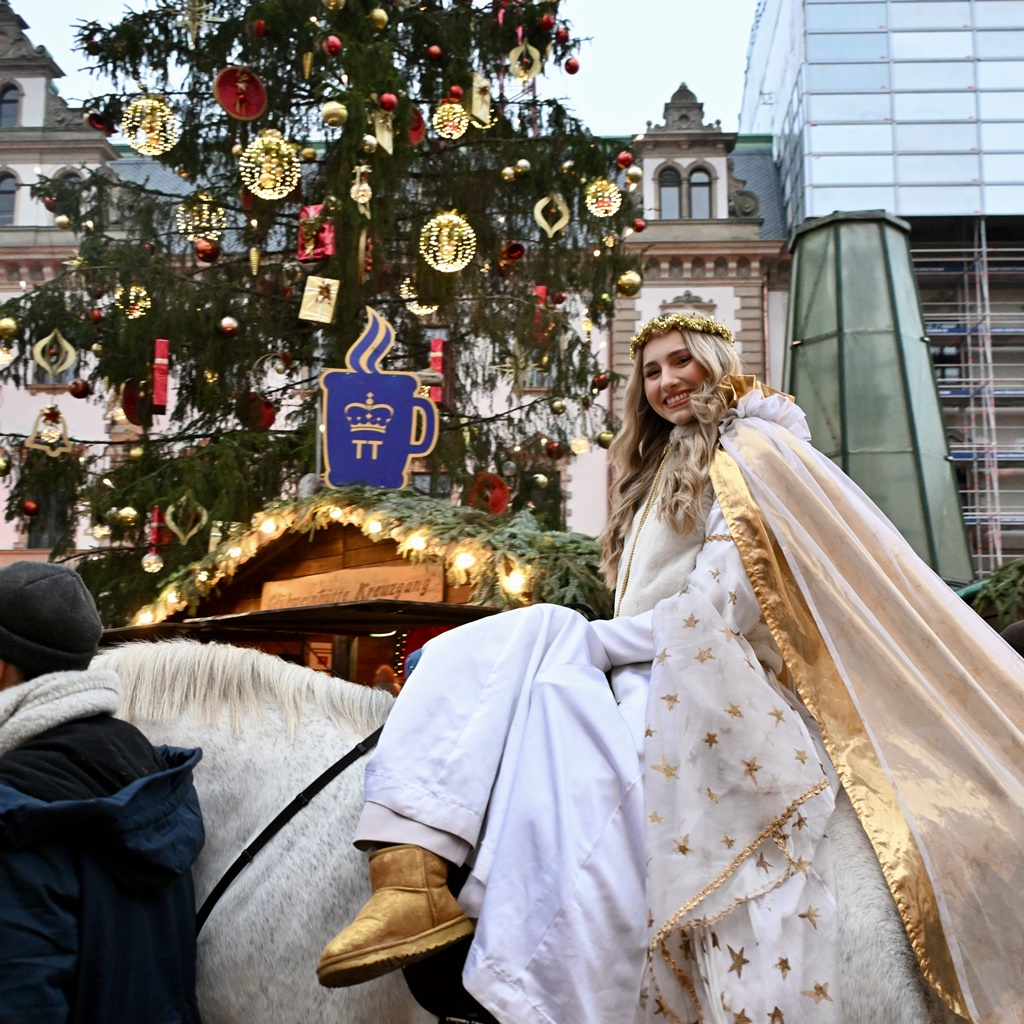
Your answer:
[141,705,367,902]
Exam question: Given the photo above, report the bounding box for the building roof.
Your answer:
[731,143,785,241]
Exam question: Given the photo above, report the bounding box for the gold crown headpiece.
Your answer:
[629,313,734,360]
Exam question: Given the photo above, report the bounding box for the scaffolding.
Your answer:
[912,219,1024,578]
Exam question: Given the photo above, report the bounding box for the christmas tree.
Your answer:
[0,0,641,623]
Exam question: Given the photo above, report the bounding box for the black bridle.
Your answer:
[196,726,383,935]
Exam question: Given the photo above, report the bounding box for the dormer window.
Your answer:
[0,174,15,227]
[0,86,18,128]
[689,170,711,219]
[659,167,682,219]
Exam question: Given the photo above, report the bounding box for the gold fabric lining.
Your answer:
[709,444,969,1021]
[648,778,829,1024]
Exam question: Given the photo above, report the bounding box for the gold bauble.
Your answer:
[361,134,379,153]
[419,211,476,273]
[322,0,346,8]
[91,342,104,356]
[597,429,615,449]
[118,506,140,527]
[0,317,17,341]
[368,7,389,29]
[322,100,348,127]
[584,178,623,218]
[54,214,71,229]
[141,550,164,573]
[532,473,549,489]
[121,96,181,156]
[129,445,145,460]
[431,101,470,140]
[616,270,643,297]
[231,142,244,157]
[549,398,567,415]
[501,166,516,182]
[239,130,301,200]
[301,146,317,162]
[175,191,226,241]
[515,158,531,174]
[0,450,10,477]
[561,159,575,174]
[625,165,643,185]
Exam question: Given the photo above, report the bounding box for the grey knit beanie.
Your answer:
[0,562,103,679]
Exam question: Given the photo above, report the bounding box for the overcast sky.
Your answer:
[36,0,761,137]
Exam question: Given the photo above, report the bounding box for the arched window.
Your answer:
[689,170,712,219]
[667,257,683,278]
[736,257,751,278]
[713,257,728,278]
[691,256,706,279]
[0,85,18,128]
[644,257,661,279]
[659,167,681,220]
[0,174,15,227]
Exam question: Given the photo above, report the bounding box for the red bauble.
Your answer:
[632,218,647,233]
[322,34,343,56]
[553,292,567,305]
[85,37,102,56]
[22,500,39,518]
[539,12,556,31]
[449,84,464,100]
[591,372,611,392]
[616,150,634,169]
[501,241,525,261]
[85,110,115,135]
[195,238,221,263]
[68,378,92,399]
[217,316,240,338]
[235,391,278,430]
[555,26,570,45]
[43,196,59,212]
[564,57,580,75]
[88,308,103,324]
[252,18,268,37]
[427,44,443,61]
[379,92,399,111]
[545,440,565,460]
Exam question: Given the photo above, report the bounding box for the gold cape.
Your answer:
[709,376,1024,1023]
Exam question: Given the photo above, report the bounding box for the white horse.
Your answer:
[97,639,431,1024]
[98,639,964,1024]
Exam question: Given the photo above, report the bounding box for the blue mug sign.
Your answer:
[320,306,439,488]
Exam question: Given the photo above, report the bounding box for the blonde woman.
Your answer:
[318,313,1021,1024]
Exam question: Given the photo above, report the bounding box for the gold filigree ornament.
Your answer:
[32,328,77,377]
[175,191,227,241]
[508,42,542,81]
[25,404,73,457]
[114,285,152,320]
[239,130,301,201]
[469,72,492,126]
[399,277,439,317]
[431,101,470,140]
[121,96,181,156]
[420,211,476,273]
[533,192,571,239]
[584,177,623,218]
[165,493,210,545]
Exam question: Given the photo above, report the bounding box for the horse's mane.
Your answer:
[96,638,394,738]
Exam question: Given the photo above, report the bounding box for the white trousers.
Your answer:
[355,604,654,1024]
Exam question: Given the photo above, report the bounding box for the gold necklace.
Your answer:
[614,445,672,618]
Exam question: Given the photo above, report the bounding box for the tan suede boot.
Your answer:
[316,844,474,988]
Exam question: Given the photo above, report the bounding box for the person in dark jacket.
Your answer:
[0,561,205,1024]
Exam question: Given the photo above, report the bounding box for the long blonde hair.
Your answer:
[600,322,742,587]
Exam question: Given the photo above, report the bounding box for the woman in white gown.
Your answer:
[318,313,1024,1024]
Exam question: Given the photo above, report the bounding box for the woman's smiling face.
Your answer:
[641,331,708,426]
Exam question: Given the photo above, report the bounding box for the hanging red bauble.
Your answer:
[217,316,240,338]
[545,440,565,460]
[616,151,634,169]
[68,378,92,399]
[84,37,102,56]
[591,372,611,392]
[85,110,116,135]
[195,238,221,263]
[539,12,555,31]
[408,104,426,146]
[22,499,39,518]
[564,57,580,75]
[427,44,443,61]
[322,34,343,56]
[555,26,570,44]
[380,92,399,111]
[449,84,464,100]
[467,472,510,515]
[553,291,567,305]
[501,241,525,262]
[252,18,268,37]
[632,218,647,233]
[43,196,58,212]
[235,391,278,430]
[88,308,103,324]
